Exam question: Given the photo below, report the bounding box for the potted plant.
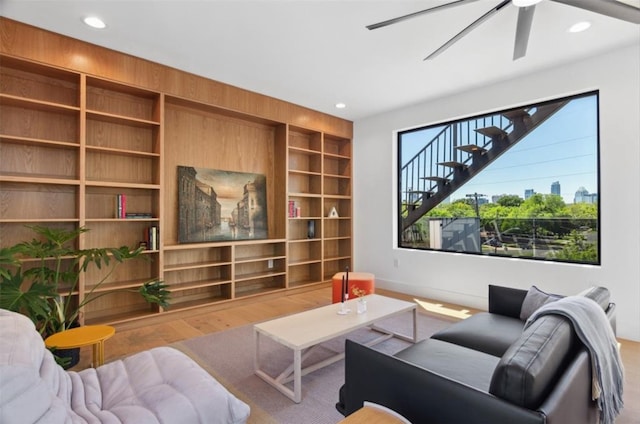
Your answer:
[0,225,170,356]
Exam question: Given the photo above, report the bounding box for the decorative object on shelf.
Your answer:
[178,166,268,243]
[329,206,339,218]
[0,225,170,365]
[353,286,368,314]
[307,220,315,239]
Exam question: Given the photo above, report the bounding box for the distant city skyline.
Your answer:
[401,94,599,205]
[451,181,598,204]
[468,183,598,205]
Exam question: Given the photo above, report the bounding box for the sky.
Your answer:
[400,93,598,204]
[192,168,261,217]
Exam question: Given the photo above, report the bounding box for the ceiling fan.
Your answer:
[366,0,640,61]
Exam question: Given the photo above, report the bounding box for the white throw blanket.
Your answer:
[525,296,624,424]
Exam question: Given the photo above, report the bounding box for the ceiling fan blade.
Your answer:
[425,0,511,60]
[366,0,478,30]
[513,5,536,60]
[551,0,640,24]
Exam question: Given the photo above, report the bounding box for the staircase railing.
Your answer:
[401,110,530,217]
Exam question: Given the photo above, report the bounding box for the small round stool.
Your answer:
[45,325,115,367]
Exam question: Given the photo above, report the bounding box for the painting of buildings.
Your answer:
[178,166,267,242]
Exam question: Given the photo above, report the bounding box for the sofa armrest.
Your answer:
[488,285,528,318]
[339,340,545,424]
[538,349,598,424]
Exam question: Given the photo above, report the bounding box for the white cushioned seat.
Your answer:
[0,309,250,424]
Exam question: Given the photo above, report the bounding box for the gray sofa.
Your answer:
[0,309,250,423]
[336,285,616,424]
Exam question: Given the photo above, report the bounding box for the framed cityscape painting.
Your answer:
[178,166,268,243]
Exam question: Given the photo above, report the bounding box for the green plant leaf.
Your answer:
[0,246,21,279]
[139,280,171,309]
[0,270,55,328]
[1,225,161,336]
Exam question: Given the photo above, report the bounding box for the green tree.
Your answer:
[427,201,476,218]
[566,202,597,219]
[552,230,598,263]
[497,195,523,207]
[519,194,567,217]
[479,203,513,219]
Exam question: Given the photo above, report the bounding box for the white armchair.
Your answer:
[0,309,250,423]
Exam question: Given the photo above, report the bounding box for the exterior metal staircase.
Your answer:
[401,99,569,231]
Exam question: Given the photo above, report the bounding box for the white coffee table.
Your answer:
[253,294,417,403]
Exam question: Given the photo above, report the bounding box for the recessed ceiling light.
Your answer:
[335,103,346,109]
[568,21,591,33]
[84,16,106,29]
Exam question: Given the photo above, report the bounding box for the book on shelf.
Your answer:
[288,200,302,218]
[145,225,159,250]
[126,213,153,219]
[288,200,295,218]
[116,194,127,219]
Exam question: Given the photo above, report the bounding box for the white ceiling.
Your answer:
[1,0,639,121]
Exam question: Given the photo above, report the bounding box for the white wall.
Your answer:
[353,44,640,341]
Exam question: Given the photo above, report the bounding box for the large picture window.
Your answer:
[398,92,600,265]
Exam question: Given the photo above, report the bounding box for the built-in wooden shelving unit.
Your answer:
[0,18,352,325]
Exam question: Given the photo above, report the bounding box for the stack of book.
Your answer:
[288,200,301,218]
[126,213,153,219]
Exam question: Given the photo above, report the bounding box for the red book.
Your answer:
[121,194,127,219]
[288,200,295,218]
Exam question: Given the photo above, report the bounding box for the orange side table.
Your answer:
[45,325,115,367]
[332,272,375,303]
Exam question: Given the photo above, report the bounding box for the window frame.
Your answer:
[396,91,601,265]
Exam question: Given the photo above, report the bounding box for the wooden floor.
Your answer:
[73,286,639,423]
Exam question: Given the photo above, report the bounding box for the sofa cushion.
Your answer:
[489,314,577,409]
[431,312,525,357]
[395,339,500,392]
[520,286,563,321]
[73,347,250,423]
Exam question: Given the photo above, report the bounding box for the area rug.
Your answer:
[172,310,456,424]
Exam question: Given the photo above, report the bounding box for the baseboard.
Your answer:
[374,278,487,313]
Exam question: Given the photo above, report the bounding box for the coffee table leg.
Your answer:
[293,348,302,403]
[254,330,300,403]
[412,307,418,342]
[253,330,257,371]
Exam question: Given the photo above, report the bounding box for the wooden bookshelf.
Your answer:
[0,17,352,326]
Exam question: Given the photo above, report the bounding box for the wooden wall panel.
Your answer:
[0,17,352,138]
[164,102,281,244]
